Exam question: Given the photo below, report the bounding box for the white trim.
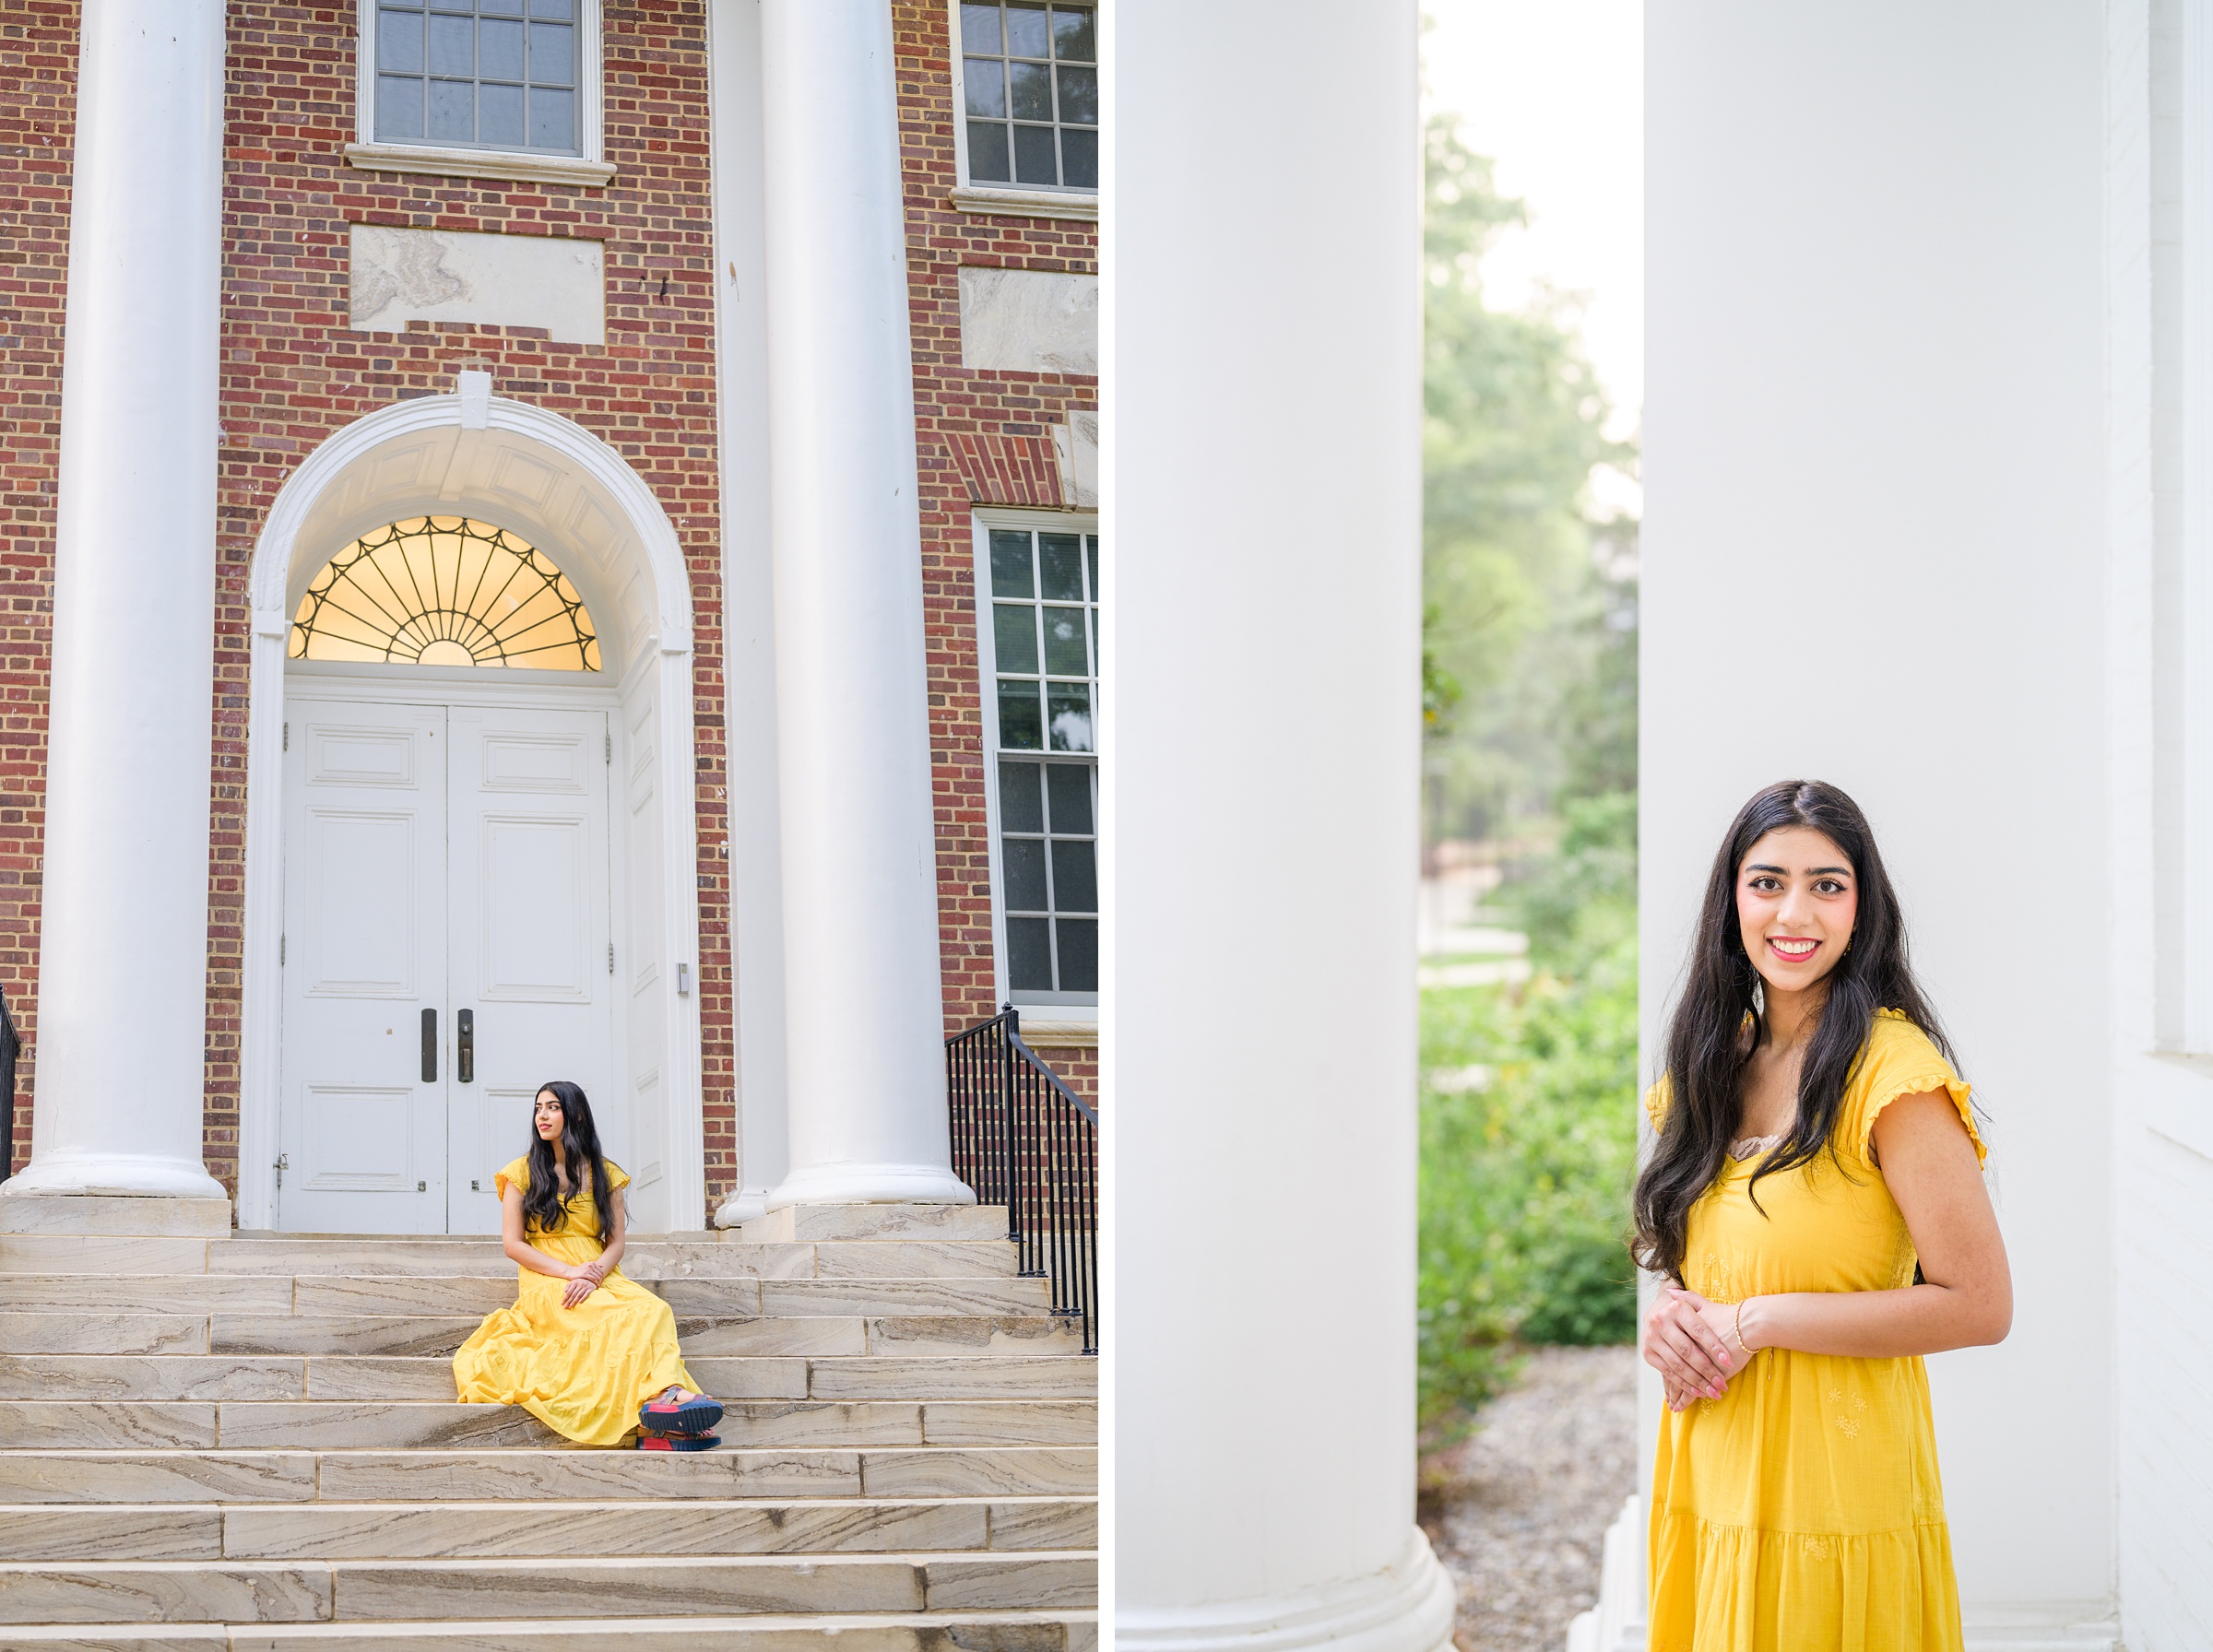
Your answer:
[240,388,704,1232]
[943,0,1099,208]
[951,184,1098,221]
[970,507,1101,1012]
[351,0,607,177]
[343,142,615,188]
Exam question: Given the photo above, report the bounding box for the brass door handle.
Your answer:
[457,1009,474,1083]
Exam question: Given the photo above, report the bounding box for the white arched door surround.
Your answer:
[238,375,710,1232]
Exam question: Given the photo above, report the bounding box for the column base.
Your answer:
[1118,1529,1456,1652]
[711,1186,773,1229]
[0,1192,231,1237]
[766,1160,976,1210]
[3,1150,228,1205]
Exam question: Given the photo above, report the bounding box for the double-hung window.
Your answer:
[373,0,581,152]
[981,523,1101,1006]
[361,0,600,169]
[956,2,1099,194]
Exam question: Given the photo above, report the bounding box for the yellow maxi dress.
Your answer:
[1645,1011,1986,1652]
[452,1156,698,1446]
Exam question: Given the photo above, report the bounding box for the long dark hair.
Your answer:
[1630,780,1956,1281]
[522,1080,614,1239]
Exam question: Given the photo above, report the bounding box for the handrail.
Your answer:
[945,1003,1100,1354]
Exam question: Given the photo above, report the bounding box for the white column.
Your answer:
[755,0,969,1209]
[1112,1,1451,1648]
[5,0,229,1205]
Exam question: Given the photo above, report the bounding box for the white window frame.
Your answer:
[345,0,615,189]
[972,507,1102,1018]
[946,0,1101,222]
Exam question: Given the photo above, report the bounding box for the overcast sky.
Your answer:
[1423,0,1643,456]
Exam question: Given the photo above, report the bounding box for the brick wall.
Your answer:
[0,3,75,1174]
[210,0,732,1213]
[893,0,1099,1103]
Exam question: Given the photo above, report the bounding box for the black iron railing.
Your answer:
[946,1004,1099,1354]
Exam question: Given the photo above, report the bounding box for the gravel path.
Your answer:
[1418,1345,1639,1652]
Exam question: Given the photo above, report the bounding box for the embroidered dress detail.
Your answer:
[1727,1133,1783,1162]
[1642,1011,1986,1652]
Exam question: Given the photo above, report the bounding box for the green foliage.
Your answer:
[1416,919,1639,1434]
[1423,115,1635,839]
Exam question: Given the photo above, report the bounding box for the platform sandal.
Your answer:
[638,1386,723,1436]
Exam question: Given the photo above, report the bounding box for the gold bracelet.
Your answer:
[1732,1298,1753,1354]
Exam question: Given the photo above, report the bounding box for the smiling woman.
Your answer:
[1631,780,2012,1652]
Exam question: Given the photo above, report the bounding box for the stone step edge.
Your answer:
[0,1606,1096,1645]
[0,1549,1096,1572]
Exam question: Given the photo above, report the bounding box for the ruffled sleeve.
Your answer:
[1845,1012,1984,1170]
[605,1160,631,1192]
[1643,1075,1672,1133]
[492,1156,529,1201]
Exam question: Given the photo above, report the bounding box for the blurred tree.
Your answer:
[1424,116,1636,841]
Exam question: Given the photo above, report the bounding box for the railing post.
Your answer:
[1000,1003,1021,1245]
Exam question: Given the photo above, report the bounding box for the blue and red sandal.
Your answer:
[637,1430,720,1452]
[638,1389,723,1436]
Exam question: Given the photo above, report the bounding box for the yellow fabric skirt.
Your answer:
[452,1231,696,1447]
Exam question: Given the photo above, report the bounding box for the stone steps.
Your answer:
[0,1275,1053,1318]
[0,1313,1084,1359]
[0,1398,1096,1450]
[0,1496,1095,1560]
[2,1609,1095,1651]
[0,1551,1095,1623]
[0,1206,1095,1646]
[0,1235,1022,1280]
[0,1354,1096,1401]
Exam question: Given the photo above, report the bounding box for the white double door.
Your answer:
[278,693,617,1233]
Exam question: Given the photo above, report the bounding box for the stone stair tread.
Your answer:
[0,1497,1095,1560]
[0,1552,1095,1623]
[0,1446,1096,1502]
[8,1608,1094,1651]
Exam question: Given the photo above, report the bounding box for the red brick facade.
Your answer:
[893,0,1099,1093]
[0,0,1095,1196]
[0,3,77,1176]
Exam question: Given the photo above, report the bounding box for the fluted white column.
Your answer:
[756,0,969,1209]
[5,0,229,1204]
[1113,0,1452,1646]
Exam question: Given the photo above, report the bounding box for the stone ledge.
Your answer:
[0,1194,232,1237]
[344,141,617,189]
[950,184,1098,222]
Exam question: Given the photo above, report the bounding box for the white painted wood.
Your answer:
[445,703,617,1235]
[1110,0,1449,1647]
[278,702,450,1234]
[240,391,704,1231]
[5,0,231,1203]
[757,0,969,1210]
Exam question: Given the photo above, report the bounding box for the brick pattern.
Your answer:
[205,0,731,1214]
[893,0,1099,1084]
[0,3,77,1174]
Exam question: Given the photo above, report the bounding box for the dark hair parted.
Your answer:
[1629,780,1956,1282]
[522,1080,615,1241]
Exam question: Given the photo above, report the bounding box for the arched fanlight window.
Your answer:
[289,516,602,671]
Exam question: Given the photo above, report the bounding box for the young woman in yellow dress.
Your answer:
[1634,781,2012,1651]
[453,1080,722,1448]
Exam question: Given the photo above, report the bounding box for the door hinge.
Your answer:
[608,942,615,974]
[605,731,611,763]
[282,721,289,752]
[279,935,286,966]
[273,1152,288,1188]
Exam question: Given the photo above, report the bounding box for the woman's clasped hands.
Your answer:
[1643,1282,1754,1411]
[562,1257,609,1310]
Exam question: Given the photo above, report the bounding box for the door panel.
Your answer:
[280,695,616,1234]
[446,704,615,1233]
[280,702,448,1233]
